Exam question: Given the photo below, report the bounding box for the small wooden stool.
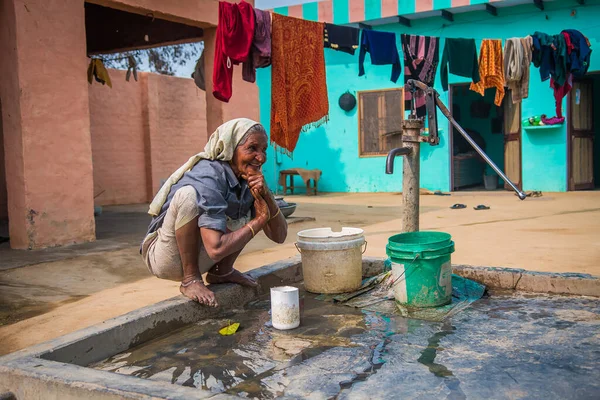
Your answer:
[279,169,319,196]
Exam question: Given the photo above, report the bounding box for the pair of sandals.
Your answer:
[450,204,490,210]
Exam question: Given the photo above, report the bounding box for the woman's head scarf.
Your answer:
[148,118,261,216]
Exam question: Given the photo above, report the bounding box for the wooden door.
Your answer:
[503,95,522,190]
[569,80,595,190]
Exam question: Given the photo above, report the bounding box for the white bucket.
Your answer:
[296,227,366,294]
[270,286,300,330]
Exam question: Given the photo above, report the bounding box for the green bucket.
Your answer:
[386,231,455,308]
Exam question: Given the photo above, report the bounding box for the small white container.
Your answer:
[270,286,300,330]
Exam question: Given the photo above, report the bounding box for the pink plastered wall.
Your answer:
[89,69,148,206]
[146,72,209,197]
[0,101,6,220]
[0,0,95,249]
[89,69,208,206]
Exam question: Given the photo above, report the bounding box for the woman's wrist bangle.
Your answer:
[269,208,281,221]
[247,224,256,237]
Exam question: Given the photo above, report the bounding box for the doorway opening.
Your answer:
[568,75,600,190]
[449,85,521,192]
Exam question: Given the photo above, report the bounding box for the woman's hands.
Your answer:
[247,171,270,228]
[246,171,288,244]
[246,172,268,198]
[250,187,270,227]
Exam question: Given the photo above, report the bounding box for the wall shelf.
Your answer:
[523,124,564,131]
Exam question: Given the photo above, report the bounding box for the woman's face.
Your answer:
[231,130,268,178]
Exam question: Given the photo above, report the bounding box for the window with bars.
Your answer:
[358,89,404,157]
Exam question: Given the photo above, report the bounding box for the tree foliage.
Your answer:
[104,42,203,76]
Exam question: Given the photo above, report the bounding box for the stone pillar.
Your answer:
[203,27,225,137]
[0,0,95,249]
[401,119,424,233]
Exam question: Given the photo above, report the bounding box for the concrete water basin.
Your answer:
[1,257,599,399]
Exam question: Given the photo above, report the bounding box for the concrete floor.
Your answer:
[90,290,600,399]
[0,191,599,356]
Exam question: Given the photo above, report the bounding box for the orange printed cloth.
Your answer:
[270,14,329,154]
[470,39,505,106]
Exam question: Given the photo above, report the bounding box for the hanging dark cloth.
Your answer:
[358,30,401,83]
[401,34,439,117]
[561,29,592,78]
[324,23,360,55]
[191,52,205,91]
[242,8,272,83]
[126,55,138,82]
[531,32,554,82]
[550,33,573,119]
[440,38,480,91]
[552,30,592,118]
[213,0,255,103]
[552,33,568,87]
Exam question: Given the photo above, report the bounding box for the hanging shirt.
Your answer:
[440,38,480,91]
[213,0,255,102]
[358,30,401,83]
[324,23,360,55]
[504,37,532,104]
[519,36,533,101]
[242,8,272,83]
[401,34,439,116]
[470,39,505,107]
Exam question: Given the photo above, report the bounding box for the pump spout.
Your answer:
[385,147,412,174]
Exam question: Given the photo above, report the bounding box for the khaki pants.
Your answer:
[141,186,250,281]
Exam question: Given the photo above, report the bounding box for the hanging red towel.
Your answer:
[213,0,255,103]
[551,74,572,119]
[562,32,575,55]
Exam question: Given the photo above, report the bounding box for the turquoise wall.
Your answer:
[259,1,600,193]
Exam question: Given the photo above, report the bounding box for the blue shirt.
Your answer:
[358,30,401,83]
[145,160,255,236]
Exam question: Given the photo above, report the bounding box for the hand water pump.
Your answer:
[385,79,527,233]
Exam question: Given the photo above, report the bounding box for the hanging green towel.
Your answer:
[440,38,480,91]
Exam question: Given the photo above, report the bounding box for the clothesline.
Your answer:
[213,0,592,154]
[87,54,139,86]
[87,54,131,62]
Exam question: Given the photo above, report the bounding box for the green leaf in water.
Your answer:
[219,322,240,336]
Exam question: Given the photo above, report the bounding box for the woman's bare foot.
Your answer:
[180,279,218,307]
[206,270,258,287]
